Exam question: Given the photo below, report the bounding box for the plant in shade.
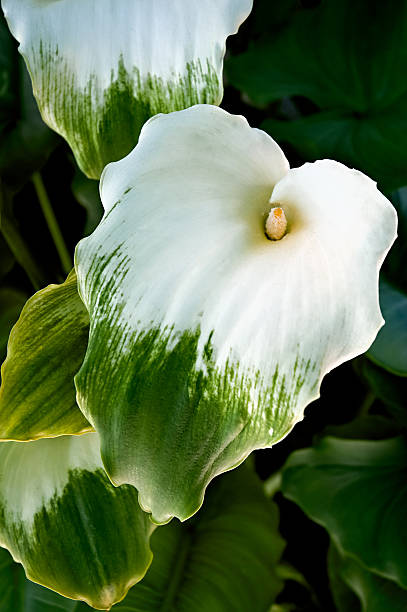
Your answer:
[0,1,404,609]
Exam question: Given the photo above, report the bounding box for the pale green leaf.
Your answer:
[75,105,397,523]
[2,0,253,178]
[0,432,154,610]
[0,270,91,440]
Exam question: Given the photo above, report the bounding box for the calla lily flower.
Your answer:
[1,0,253,178]
[75,105,397,524]
[0,432,154,609]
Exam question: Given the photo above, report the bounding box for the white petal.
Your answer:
[2,0,253,178]
[75,105,397,522]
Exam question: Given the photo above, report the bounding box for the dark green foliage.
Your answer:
[227,0,407,190]
[282,436,407,598]
[0,12,58,192]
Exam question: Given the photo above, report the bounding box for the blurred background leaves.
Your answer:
[226,0,407,191]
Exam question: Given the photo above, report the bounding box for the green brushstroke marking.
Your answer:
[0,468,152,609]
[75,258,319,522]
[31,44,221,178]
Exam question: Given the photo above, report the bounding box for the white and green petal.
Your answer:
[0,432,154,610]
[1,0,253,178]
[74,104,397,524]
[0,270,91,440]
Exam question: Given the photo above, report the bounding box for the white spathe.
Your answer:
[1,0,253,177]
[74,105,397,521]
[3,0,252,88]
[83,105,396,380]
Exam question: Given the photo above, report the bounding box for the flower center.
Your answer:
[265,205,287,240]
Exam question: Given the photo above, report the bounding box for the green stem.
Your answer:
[31,172,72,275]
[358,390,376,418]
[0,185,46,290]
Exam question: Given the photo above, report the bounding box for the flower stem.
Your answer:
[358,390,375,418]
[0,183,47,290]
[31,172,72,275]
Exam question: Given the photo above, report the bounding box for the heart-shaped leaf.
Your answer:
[114,465,285,611]
[227,1,407,190]
[2,0,253,178]
[282,436,407,589]
[262,110,407,192]
[226,1,407,112]
[75,105,397,523]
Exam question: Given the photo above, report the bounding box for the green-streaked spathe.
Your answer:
[75,105,397,523]
[0,270,91,440]
[1,0,253,178]
[0,466,285,611]
[0,432,154,610]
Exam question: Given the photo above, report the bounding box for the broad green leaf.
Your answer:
[328,542,407,612]
[75,105,397,523]
[282,436,407,588]
[0,432,154,610]
[226,1,407,111]
[367,280,407,376]
[0,11,58,192]
[227,1,407,190]
[114,466,285,611]
[0,287,27,363]
[327,543,360,612]
[262,109,407,192]
[0,270,91,440]
[2,0,253,178]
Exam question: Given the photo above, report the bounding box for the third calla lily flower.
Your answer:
[75,105,397,524]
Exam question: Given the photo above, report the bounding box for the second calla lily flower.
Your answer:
[75,105,397,524]
[1,0,253,178]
